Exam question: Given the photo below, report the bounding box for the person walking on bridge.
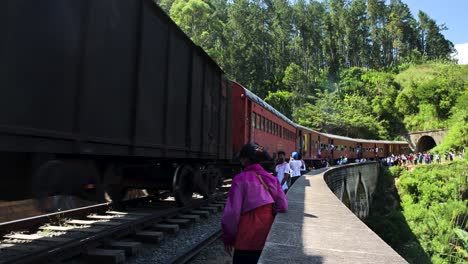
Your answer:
[221,143,288,263]
[289,152,303,187]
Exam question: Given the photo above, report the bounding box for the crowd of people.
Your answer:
[274,150,307,193]
[334,149,466,169]
[381,150,465,167]
[220,143,466,263]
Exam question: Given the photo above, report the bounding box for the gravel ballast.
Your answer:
[128,211,231,264]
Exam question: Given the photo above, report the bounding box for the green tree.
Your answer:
[418,11,454,60]
[264,90,294,119]
[170,0,224,59]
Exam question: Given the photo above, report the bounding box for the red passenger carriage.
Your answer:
[231,82,296,160]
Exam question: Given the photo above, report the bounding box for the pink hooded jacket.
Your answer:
[221,164,288,246]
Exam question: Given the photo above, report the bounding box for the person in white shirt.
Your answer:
[289,152,302,187]
[297,153,307,175]
[275,157,290,192]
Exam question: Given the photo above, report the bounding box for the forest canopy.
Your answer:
[157,0,466,141]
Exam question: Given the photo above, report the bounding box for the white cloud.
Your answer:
[454,43,468,64]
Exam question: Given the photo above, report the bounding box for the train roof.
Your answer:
[236,82,297,127]
[297,125,408,145]
[235,83,409,146]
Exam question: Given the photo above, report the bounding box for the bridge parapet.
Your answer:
[324,162,379,219]
[259,163,407,263]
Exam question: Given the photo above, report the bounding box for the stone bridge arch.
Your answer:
[325,163,375,220]
[406,129,448,152]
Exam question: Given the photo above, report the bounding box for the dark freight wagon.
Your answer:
[0,0,231,207]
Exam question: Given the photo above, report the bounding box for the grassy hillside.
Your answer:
[394,63,468,132]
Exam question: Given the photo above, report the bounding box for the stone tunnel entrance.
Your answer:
[417,136,437,152]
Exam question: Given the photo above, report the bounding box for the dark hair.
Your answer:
[297,153,302,160]
[277,150,286,156]
[239,143,270,164]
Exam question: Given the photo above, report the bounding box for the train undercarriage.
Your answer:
[0,152,235,213]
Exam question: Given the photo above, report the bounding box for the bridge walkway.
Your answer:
[258,166,407,264]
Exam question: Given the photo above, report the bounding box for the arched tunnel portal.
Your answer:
[417,136,437,152]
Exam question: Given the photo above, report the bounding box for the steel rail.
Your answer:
[6,194,226,264]
[168,229,222,264]
[0,202,110,236]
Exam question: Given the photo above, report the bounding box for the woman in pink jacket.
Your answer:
[221,143,288,263]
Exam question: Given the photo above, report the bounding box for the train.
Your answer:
[232,82,410,169]
[0,0,409,209]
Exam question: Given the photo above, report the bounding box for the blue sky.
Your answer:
[402,0,468,45]
[401,0,468,63]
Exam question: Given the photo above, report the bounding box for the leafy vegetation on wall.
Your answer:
[367,160,468,263]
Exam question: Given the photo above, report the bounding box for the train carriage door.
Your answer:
[247,100,252,143]
[303,133,308,158]
[298,130,303,154]
[317,135,321,158]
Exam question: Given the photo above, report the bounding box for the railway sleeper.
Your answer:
[103,241,142,256]
[67,219,121,226]
[84,248,126,264]
[165,218,191,228]
[199,206,219,213]
[134,231,163,243]
[4,233,72,243]
[190,210,210,218]
[178,214,200,222]
[40,225,105,233]
[152,223,179,234]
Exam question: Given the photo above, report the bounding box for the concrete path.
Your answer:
[258,168,407,264]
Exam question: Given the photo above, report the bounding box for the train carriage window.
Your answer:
[267,120,271,134]
[252,113,256,128]
[256,113,260,129]
[261,116,264,131]
[274,123,277,136]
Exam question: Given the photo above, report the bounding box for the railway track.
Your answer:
[0,187,229,264]
[168,229,222,264]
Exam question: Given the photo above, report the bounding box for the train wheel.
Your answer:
[75,162,105,203]
[32,160,77,212]
[193,165,222,198]
[32,160,105,212]
[206,165,222,196]
[172,165,194,206]
[102,165,127,202]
